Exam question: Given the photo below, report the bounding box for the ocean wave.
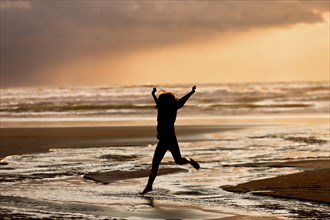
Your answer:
[0,103,155,113]
[199,103,314,109]
[1,81,329,118]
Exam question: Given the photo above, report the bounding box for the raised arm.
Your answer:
[151,87,158,105]
[176,85,196,109]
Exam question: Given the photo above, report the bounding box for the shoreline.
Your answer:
[1,116,329,218]
[0,124,250,160]
[222,159,330,204]
[1,114,329,128]
[1,115,328,161]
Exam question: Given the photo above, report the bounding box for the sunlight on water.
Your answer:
[1,82,329,219]
[1,121,329,219]
[1,82,329,119]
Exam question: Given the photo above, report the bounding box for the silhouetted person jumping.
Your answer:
[141,86,200,194]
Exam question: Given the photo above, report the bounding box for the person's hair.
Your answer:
[157,90,178,108]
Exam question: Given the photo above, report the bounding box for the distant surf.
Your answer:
[1,81,329,119]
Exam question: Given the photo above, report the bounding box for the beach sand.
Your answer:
[0,124,246,160]
[222,160,330,204]
[1,117,329,219]
[84,168,189,184]
[0,123,273,219]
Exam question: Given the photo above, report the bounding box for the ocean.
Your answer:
[0,81,329,219]
[1,81,329,120]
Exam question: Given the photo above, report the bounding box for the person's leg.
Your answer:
[170,140,200,170]
[188,158,200,170]
[141,142,167,194]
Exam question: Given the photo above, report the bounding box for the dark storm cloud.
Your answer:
[1,0,329,87]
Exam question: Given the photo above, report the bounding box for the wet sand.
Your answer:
[0,124,246,160]
[84,168,188,184]
[87,159,330,203]
[1,116,327,161]
[222,160,330,204]
[0,123,282,219]
[82,158,330,204]
[1,118,329,219]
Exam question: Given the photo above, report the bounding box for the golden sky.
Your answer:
[1,1,329,87]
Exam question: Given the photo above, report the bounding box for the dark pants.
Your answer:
[152,137,182,166]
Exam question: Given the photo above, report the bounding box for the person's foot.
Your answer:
[189,158,200,170]
[141,186,153,195]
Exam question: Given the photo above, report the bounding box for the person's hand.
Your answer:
[152,87,157,94]
[192,85,196,92]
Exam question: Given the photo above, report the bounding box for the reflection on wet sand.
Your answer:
[0,117,329,219]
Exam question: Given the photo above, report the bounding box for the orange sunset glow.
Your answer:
[1,2,330,217]
[1,1,329,87]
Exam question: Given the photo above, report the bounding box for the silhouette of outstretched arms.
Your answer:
[151,87,158,105]
[176,86,196,109]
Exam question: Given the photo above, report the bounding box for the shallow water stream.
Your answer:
[1,122,329,219]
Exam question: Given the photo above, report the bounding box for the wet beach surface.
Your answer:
[0,117,329,219]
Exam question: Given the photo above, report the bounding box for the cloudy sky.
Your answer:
[1,0,329,87]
